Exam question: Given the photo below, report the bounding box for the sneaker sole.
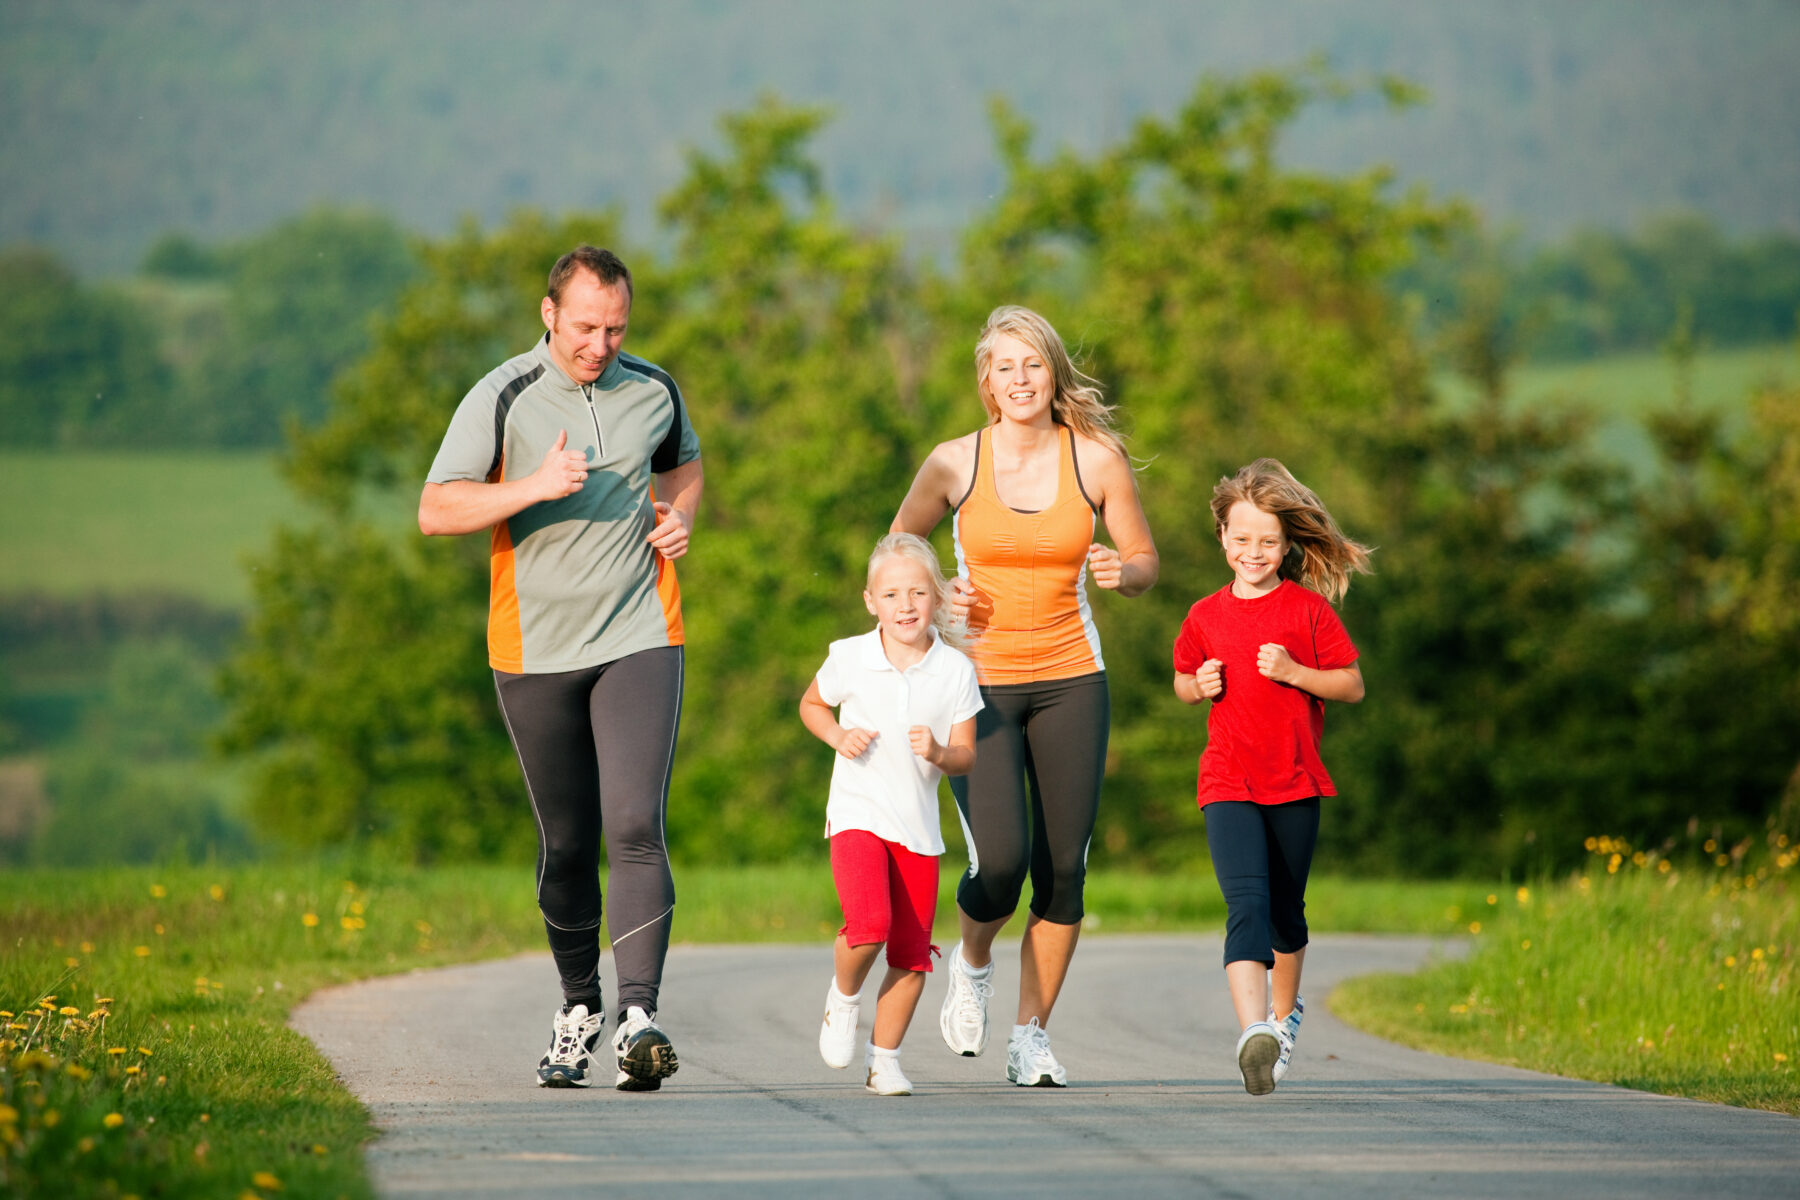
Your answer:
[615,1071,662,1092]
[536,1065,593,1088]
[618,1030,680,1082]
[1238,1031,1279,1096]
[1005,1064,1067,1087]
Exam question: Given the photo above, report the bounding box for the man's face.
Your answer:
[541,270,631,384]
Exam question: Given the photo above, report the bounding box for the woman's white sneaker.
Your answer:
[939,942,994,1056]
[1005,1018,1067,1087]
[864,1045,913,1096]
[819,982,860,1069]
[1236,1021,1280,1096]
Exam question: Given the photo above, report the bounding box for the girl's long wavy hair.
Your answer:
[866,532,970,649]
[1210,459,1373,604]
[974,305,1127,460]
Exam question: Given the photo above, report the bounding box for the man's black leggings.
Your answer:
[1204,797,1321,968]
[494,646,681,1019]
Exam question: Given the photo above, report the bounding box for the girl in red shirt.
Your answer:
[1172,458,1371,1095]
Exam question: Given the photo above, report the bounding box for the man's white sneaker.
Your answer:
[613,1005,679,1091]
[1005,1018,1067,1087]
[864,1045,913,1096]
[1270,994,1304,1083]
[819,982,860,1070]
[536,1003,605,1087]
[939,942,993,1056]
[1236,1021,1280,1096]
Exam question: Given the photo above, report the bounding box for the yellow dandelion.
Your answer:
[1521,939,1532,950]
[1469,922,1482,934]
[125,1065,142,1076]
[1775,1052,1789,1064]
[1584,836,1597,852]
[58,1006,79,1017]
[103,1112,125,1129]
[150,884,167,898]
[154,924,165,935]
[78,1136,94,1153]
[1752,948,1765,961]
[0,1011,12,1019]
[252,1170,283,1190]
[0,1103,16,1124]
[301,913,319,928]
[108,1047,128,1056]
[1515,887,1530,905]
[80,942,94,953]
[38,997,57,1008]
[1449,1003,1469,1014]
[312,1143,328,1156]
[1486,894,1498,906]
[64,1064,91,1081]
[1716,854,1730,867]
[1726,956,1738,968]
[64,957,80,968]
[1658,860,1672,874]
[209,884,225,901]
[133,946,150,958]
[43,1110,60,1127]
[1578,877,1590,891]
[1704,838,1717,853]
[137,1046,153,1056]
[349,900,365,915]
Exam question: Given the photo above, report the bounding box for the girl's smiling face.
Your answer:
[1221,500,1288,597]
[865,554,938,659]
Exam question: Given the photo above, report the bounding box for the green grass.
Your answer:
[0,861,1486,1196]
[1,452,309,609]
[1332,837,1800,1116]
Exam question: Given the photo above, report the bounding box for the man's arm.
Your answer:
[647,455,704,560]
[419,430,589,536]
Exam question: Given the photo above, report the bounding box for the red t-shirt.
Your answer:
[1171,579,1359,807]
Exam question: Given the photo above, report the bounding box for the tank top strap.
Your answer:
[1057,424,1099,513]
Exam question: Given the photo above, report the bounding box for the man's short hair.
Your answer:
[548,245,633,306]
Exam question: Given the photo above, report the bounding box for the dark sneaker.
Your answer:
[613,1005,679,1091]
[536,1003,605,1088]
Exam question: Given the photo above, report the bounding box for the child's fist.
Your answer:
[908,725,941,763]
[1197,658,1225,699]
[1257,643,1296,684]
[837,727,876,759]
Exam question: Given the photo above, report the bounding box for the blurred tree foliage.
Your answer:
[0,248,174,446]
[1399,215,1800,361]
[220,71,1800,874]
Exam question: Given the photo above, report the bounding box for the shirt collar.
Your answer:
[533,332,624,391]
[853,626,950,674]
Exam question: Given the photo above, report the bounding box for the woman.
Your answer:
[891,304,1158,1086]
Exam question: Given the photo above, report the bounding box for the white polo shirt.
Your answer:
[814,628,983,855]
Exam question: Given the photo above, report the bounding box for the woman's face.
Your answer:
[983,332,1054,425]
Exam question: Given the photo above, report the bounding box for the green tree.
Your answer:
[190,208,420,445]
[0,247,174,446]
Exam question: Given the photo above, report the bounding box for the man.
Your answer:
[420,245,702,1090]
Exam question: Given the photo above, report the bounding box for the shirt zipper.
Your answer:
[581,384,604,458]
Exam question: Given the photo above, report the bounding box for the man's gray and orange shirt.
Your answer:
[427,334,700,674]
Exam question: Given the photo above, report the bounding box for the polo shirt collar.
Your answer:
[533,333,626,392]
[853,626,952,674]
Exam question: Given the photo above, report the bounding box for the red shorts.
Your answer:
[830,830,940,972]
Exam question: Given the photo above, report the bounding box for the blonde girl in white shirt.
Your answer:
[800,533,982,1095]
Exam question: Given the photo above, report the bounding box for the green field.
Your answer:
[5,344,1792,611]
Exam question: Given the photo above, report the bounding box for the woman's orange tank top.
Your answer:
[951,424,1104,685]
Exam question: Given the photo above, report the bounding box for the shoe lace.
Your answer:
[550,1010,595,1063]
[1017,1018,1054,1064]
[952,969,992,1022]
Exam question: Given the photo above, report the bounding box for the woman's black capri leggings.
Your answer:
[951,672,1109,926]
[1204,797,1321,968]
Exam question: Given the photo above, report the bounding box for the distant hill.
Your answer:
[4,0,1797,275]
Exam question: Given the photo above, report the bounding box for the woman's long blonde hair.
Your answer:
[1210,459,1373,604]
[974,305,1127,460]
[866,532,970,649]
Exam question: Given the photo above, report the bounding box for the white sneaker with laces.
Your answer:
[864,1045,913,1096]
[939,942,994,1056]
[1236,1021,1280,1096]
[1270,994,1304,1082]
[1005,1018,1067,1087]
[536,1003,605,1087]
[819,981,860,1070]
[613,1004,680,1091]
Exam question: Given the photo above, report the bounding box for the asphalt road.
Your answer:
[292,934,1798,1198]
